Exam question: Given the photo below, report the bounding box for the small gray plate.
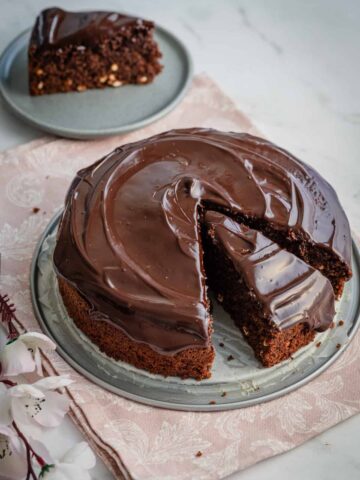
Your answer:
[31,211,360,411]
[0,27,193,139]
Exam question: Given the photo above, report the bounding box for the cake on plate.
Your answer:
[28,8,163,95]
[53,129,352,379]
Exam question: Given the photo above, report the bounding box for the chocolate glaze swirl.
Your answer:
[205,212,335,330]
[54,128,351,353]
[31,8,152,49]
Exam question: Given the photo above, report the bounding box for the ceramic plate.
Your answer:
[30,211,360,411]
[0,27,193,139]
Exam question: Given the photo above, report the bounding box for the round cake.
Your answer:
[53,128,352,379]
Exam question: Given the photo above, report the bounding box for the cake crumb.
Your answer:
[32,207,40,214]
[195,451,202,457]
[227,355,234,361]
[336,343,341,349]
[219,342,224,347]
[221,392,227,397]
[209,400,216,405]
[316,342,321,348]
[338,320,344,326]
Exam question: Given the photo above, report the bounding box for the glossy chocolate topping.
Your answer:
[31,8,152,49]
[54,128,350,353]
[205,212,335,330]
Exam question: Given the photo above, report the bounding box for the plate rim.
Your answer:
[0,26,193,139]
[30,210,360,411]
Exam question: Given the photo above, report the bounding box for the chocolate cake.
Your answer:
[53,128,352,379]
[28,8,163,95]
[203,212,335,366]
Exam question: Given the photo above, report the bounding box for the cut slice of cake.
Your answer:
[203,212,335,367]
[28,8,163,95]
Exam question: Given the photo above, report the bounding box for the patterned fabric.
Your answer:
[0,75,359,480]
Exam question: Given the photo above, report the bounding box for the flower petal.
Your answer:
[11,399,44,440]
[43,463,92,480]
[9,383,44,399]
[20,332,56,351]
[0,392,12,426]
[34,391,70,428]
[0,339,36,376]
[30,437,53,464]
[0,425,15,438]
[34,348,43,376]
[61,442,96,470]
[35,375,73,391]
[11,397,43,437]
[0,429,28,479]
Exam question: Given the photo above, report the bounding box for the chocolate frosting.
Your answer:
[31,8,152,49]
[205,212,335,330]
[53,128,350,354]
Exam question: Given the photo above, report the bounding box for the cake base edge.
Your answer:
[58,278,215,381]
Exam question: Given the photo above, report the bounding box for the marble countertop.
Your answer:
[0,0,359,479]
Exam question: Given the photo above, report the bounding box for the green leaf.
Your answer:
[39,464,55,477]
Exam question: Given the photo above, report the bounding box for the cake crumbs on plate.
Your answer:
[336,343,341,349]
[221,392,227,397]
[209,400,216,405]
[32,207,40,214]
[227,354,234,361]
[195,451,203,457]
[219,342,224,347]
[316,341,321,348]
[338,320,344,326]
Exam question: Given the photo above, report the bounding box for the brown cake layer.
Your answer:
[28,8,163,95]
[59,278,215,380]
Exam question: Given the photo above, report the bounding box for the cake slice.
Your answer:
[28,8,163,95]
[203,212,335,367]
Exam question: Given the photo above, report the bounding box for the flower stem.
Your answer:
[13,421,46,478]
[7,320,18,339]
[0,378,17,386]
[0,293,19,339]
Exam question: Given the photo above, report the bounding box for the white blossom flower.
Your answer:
[0,424,27,479]
[41,442,96,480]
[0,376,73,439]
[0,332,56,377]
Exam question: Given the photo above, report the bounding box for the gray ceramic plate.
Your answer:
[0,27,192,139]
[31,211,360,411]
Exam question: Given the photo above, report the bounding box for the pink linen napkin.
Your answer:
[0,74,359,480]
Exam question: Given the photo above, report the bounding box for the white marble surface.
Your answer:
[0,0,359,479]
